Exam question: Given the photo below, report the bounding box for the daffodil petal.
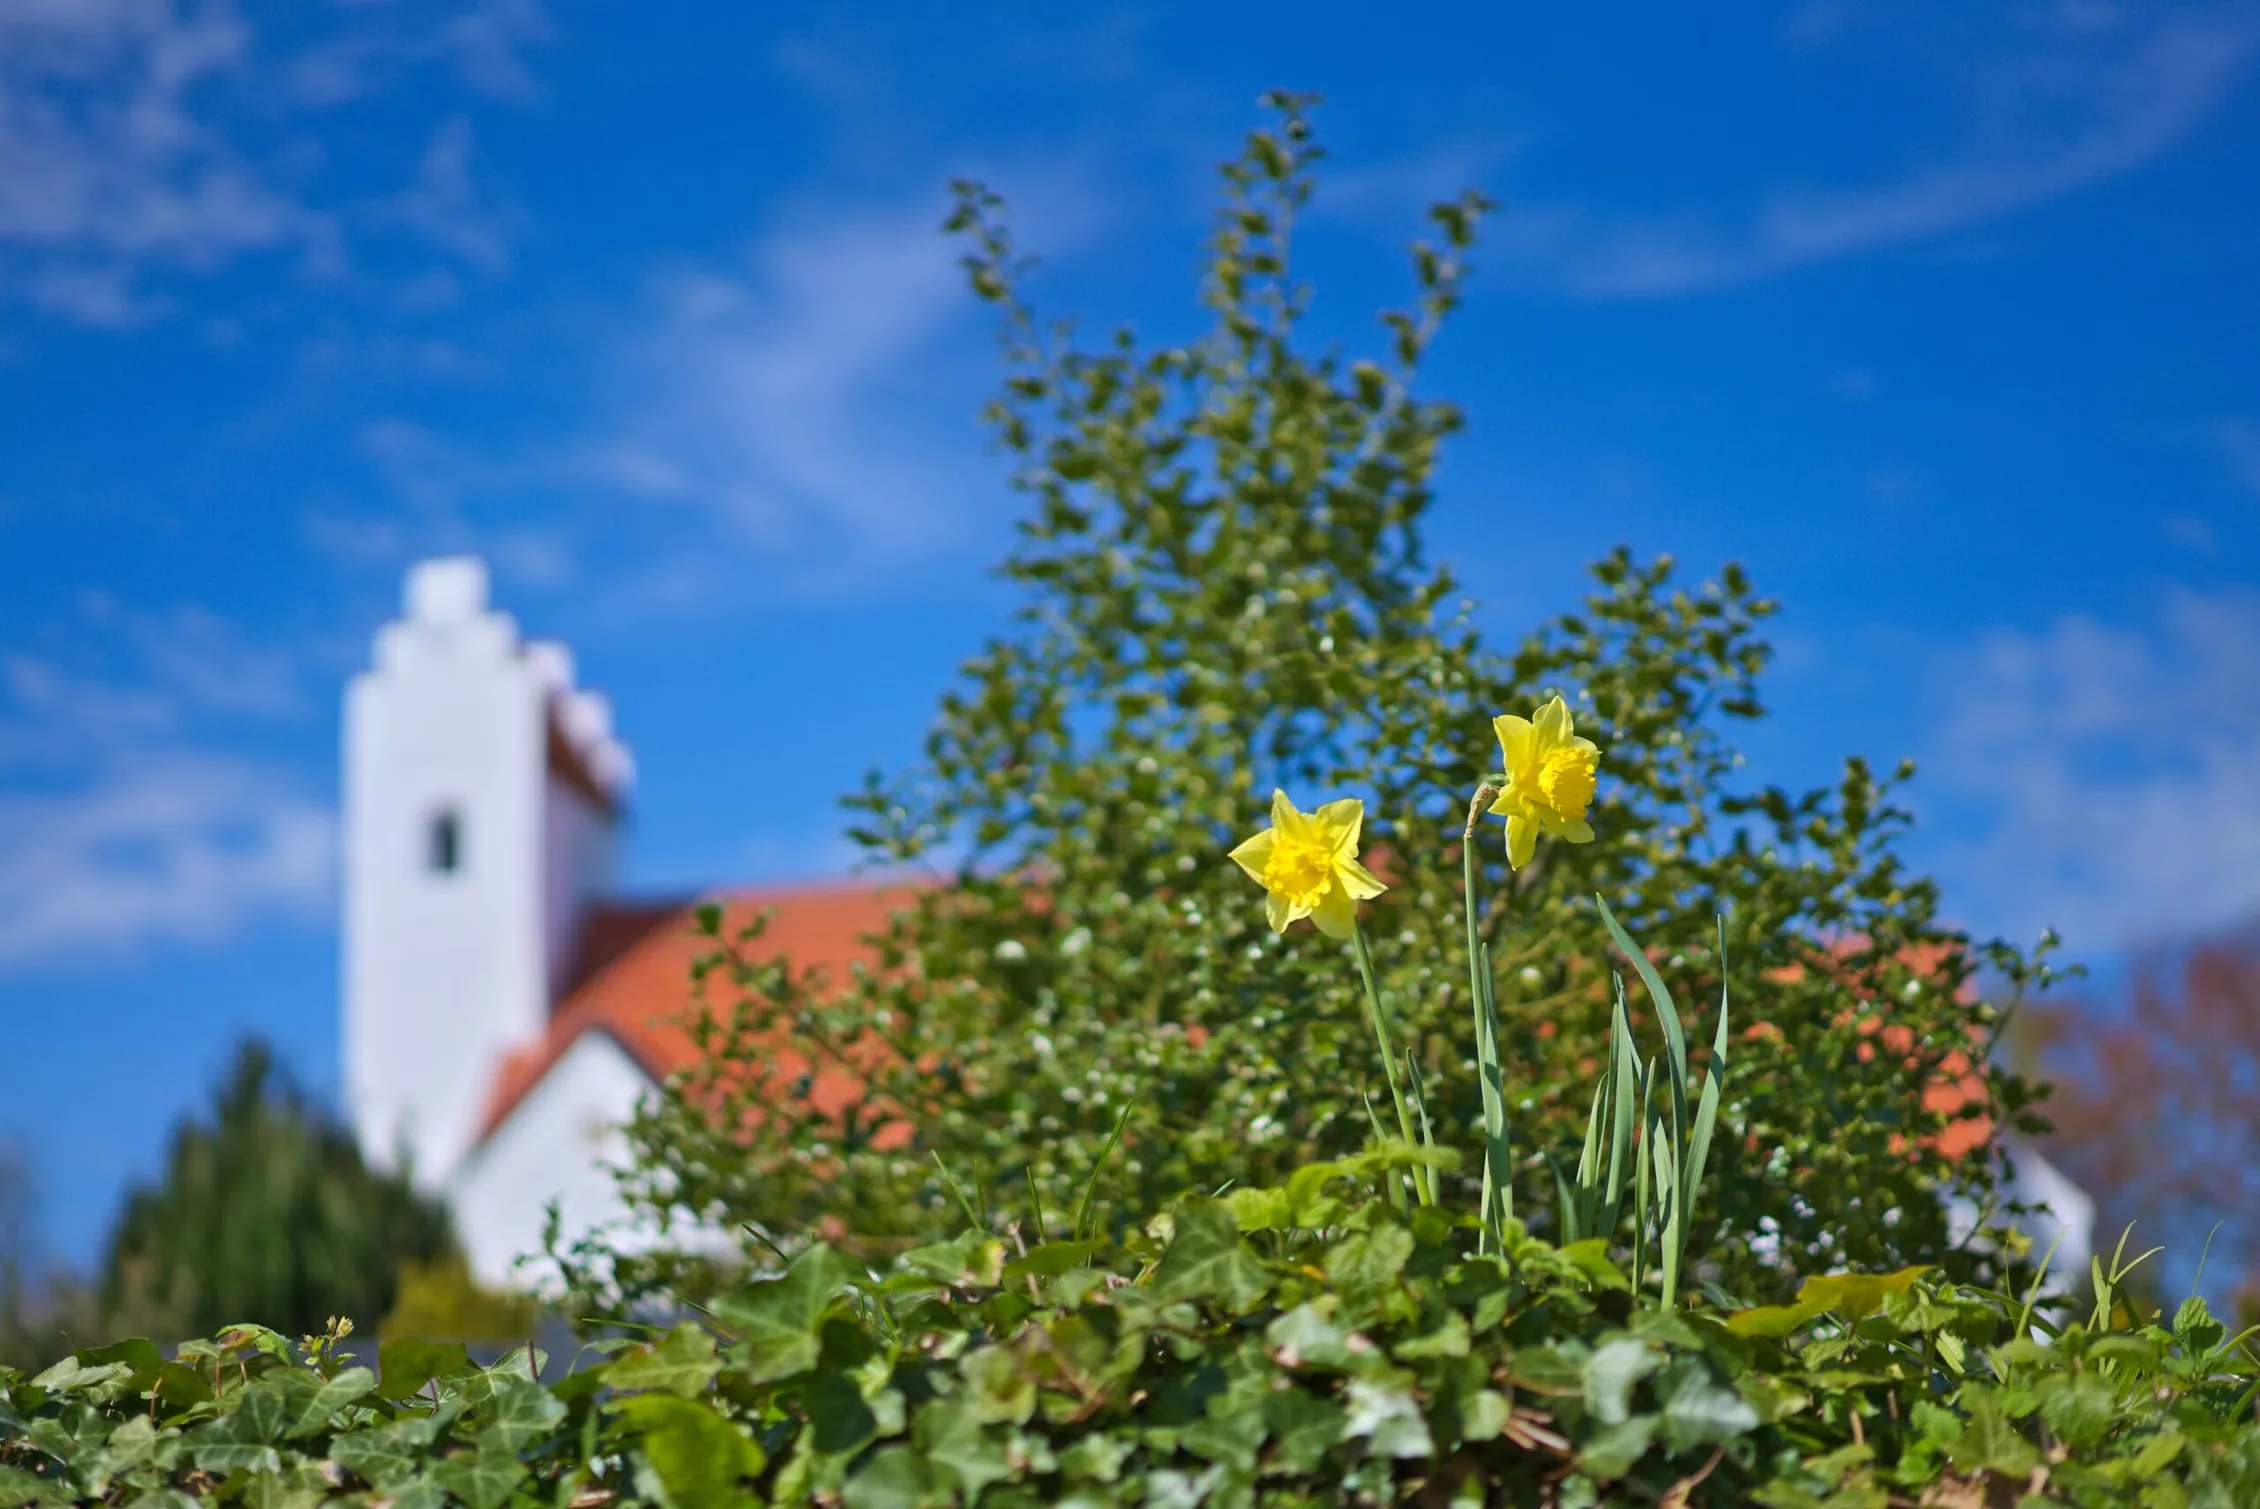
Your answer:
[1493,714,1534,768]
[1268,788,1299,830]
[1310,883,1357,938]
[1534,695,1573,743]
[1506,813,1538,871]
[1311,797,1365,857]
[1337,852,1388,900]
[1560,820,1594,843]
[1228,827,1277,881]
[1264,889,1296,935]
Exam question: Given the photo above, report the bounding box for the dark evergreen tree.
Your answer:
[101,1039,454,1341]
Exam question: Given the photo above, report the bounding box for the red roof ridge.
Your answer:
[474,876,930,1146]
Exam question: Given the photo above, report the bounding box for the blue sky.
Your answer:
[2,0,2257,1267]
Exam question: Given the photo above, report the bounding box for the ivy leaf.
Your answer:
[282,1367,375,1438]
[1001,1241,1100,1283]
[376,1340,469,1401]
[1343,1379,1432,1459]
[606,1323,720,1398]
[1152,1199,1272,1313]
[712,1244,851,1383]
[916,1397,1016,1502]
[805,1371,880,1456]
[430,1447,528,1509]
[1324,1223,1414,1298]
[1580,1415,1658,1480]
[478,1381,568,1453]
[616,1394,765,1509]
[330,1422,432,1492]
[1264,1388,1345,1474]
[959,1346,1036,1426]
[1583,1338,1660,1426]
[842,1445,949,1509]
[1658,1364,1759,1451]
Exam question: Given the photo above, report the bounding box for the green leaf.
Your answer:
[1224,1186,1292,1232]
[806,1371,880,1456]
[281,1366,375,1438]
[606,1322,720,1398]
[376,1340,469,1401]
[1151,1198,1272,1313]
[1795,1266,1931,1324]
[960,1345,1037,1426]
[1264,1388,1345,1473]
[0,1465,57,1509]
[1945,1397,2039,1479]
[1580,1415,1658,1480]
[1557,1239,1631,1292]
[74,1339,162,1384]
[711,1243,851,1383]
[430,1448,528,1509]
[917,1396,1016,1502]
[2035,1372,2115,1450]
[1323,1221,1414,1297]
[842,1445,949,1509]
[1659,1366,1759,1450]
[1001,1240,1100,1283]
[1343,1379,1432,1459]
[617,1394,765,1509]
[479,1380,567,1452]
[330,1422,433,1492]
[1584,1337,1660,1425]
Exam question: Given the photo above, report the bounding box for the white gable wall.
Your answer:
[448,1032,656,1291]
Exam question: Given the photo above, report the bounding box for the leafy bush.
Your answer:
[5,1168,2255,1507]
[598,95,2060,1317]
[100,1041,455,1345]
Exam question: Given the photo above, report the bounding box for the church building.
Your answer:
[340,556,905,1287]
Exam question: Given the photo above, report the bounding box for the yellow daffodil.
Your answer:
[1229,789,1387,938]
[1490,695,1601,870]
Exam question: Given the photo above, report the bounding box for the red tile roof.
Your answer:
[476,880,926,1143]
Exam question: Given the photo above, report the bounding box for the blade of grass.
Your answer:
[1025,1165,1051,1243]
[932,1152,984,1233]
[1073,1098,1136,1243]
[1597,896,1691,1164]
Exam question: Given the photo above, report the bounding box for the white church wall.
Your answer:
[447,1032,653,1291]
[345,559,571,1188]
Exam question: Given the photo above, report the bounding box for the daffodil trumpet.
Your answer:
[1490,694,1600,872]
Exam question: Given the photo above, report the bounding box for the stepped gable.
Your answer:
[476,879,926,1144]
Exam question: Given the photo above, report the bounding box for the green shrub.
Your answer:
[5,1167,2254,1507]
[594,94,2061,1318]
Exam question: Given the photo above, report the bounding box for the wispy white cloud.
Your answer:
[1927,587,2260,951]
[0,0,329,312]
[386,117,519,276]
[1510,4,2259,297]
[0,0,549,324]
[0,753,334,968]
[0,596,331,971]
[325,171,1104,609]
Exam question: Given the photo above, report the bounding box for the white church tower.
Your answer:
[342,557,633,1190]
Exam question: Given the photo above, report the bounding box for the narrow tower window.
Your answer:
[426,808,463,875]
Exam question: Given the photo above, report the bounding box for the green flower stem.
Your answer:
[1462,786,1511,1250]
[1349,917,1431,1206]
